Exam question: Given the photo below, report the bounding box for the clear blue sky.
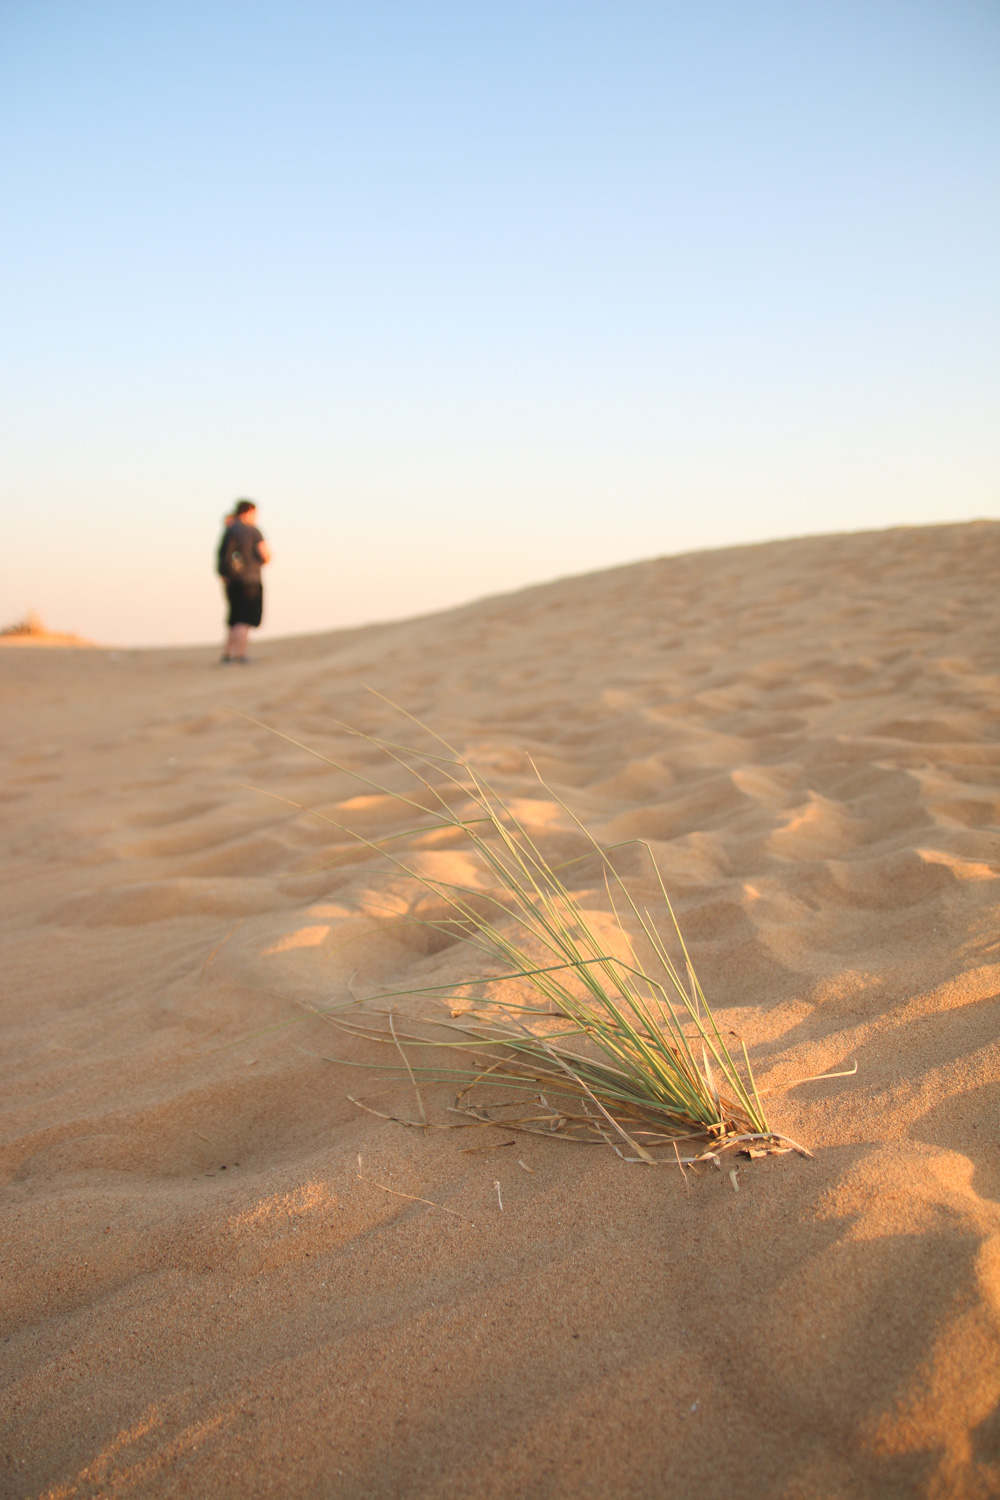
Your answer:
[1,0,997,644]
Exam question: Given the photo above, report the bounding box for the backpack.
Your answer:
[218,527,247,580]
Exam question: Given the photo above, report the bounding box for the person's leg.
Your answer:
[222,582,239,662]
[227,623,250,660]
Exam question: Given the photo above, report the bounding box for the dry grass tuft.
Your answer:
[248,706,809,1167]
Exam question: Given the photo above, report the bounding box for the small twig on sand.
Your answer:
[198,920,243,980]
[356,1154,476,1225]
[760,1060,858,1096]
[494,1180,504,1212]
[348,1096,434,1129]
[389,1010,427,1128]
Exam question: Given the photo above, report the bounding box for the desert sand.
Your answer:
[3,521,1000,1499]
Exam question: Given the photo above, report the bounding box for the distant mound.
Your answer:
[0,611,92,647]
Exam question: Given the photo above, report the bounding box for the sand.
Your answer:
[0,633,91,649]
[2,521,1000,1499]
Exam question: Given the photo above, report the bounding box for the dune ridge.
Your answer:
[2,521,1000,1498]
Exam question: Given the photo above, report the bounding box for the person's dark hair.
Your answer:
[234,498,256,516]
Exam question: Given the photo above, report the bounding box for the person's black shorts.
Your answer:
[226,580,263,628]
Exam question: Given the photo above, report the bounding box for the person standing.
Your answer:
[217,499,271,662]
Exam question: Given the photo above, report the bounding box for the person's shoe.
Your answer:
[219,654,232,664]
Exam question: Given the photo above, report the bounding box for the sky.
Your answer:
[1,0,998,645]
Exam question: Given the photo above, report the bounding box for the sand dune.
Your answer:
[0,613,92,649]
[3,521,1000,1498]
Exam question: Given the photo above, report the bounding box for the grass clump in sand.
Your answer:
[253,709,807,1165]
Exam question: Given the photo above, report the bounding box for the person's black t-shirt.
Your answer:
[218,521,265,585]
